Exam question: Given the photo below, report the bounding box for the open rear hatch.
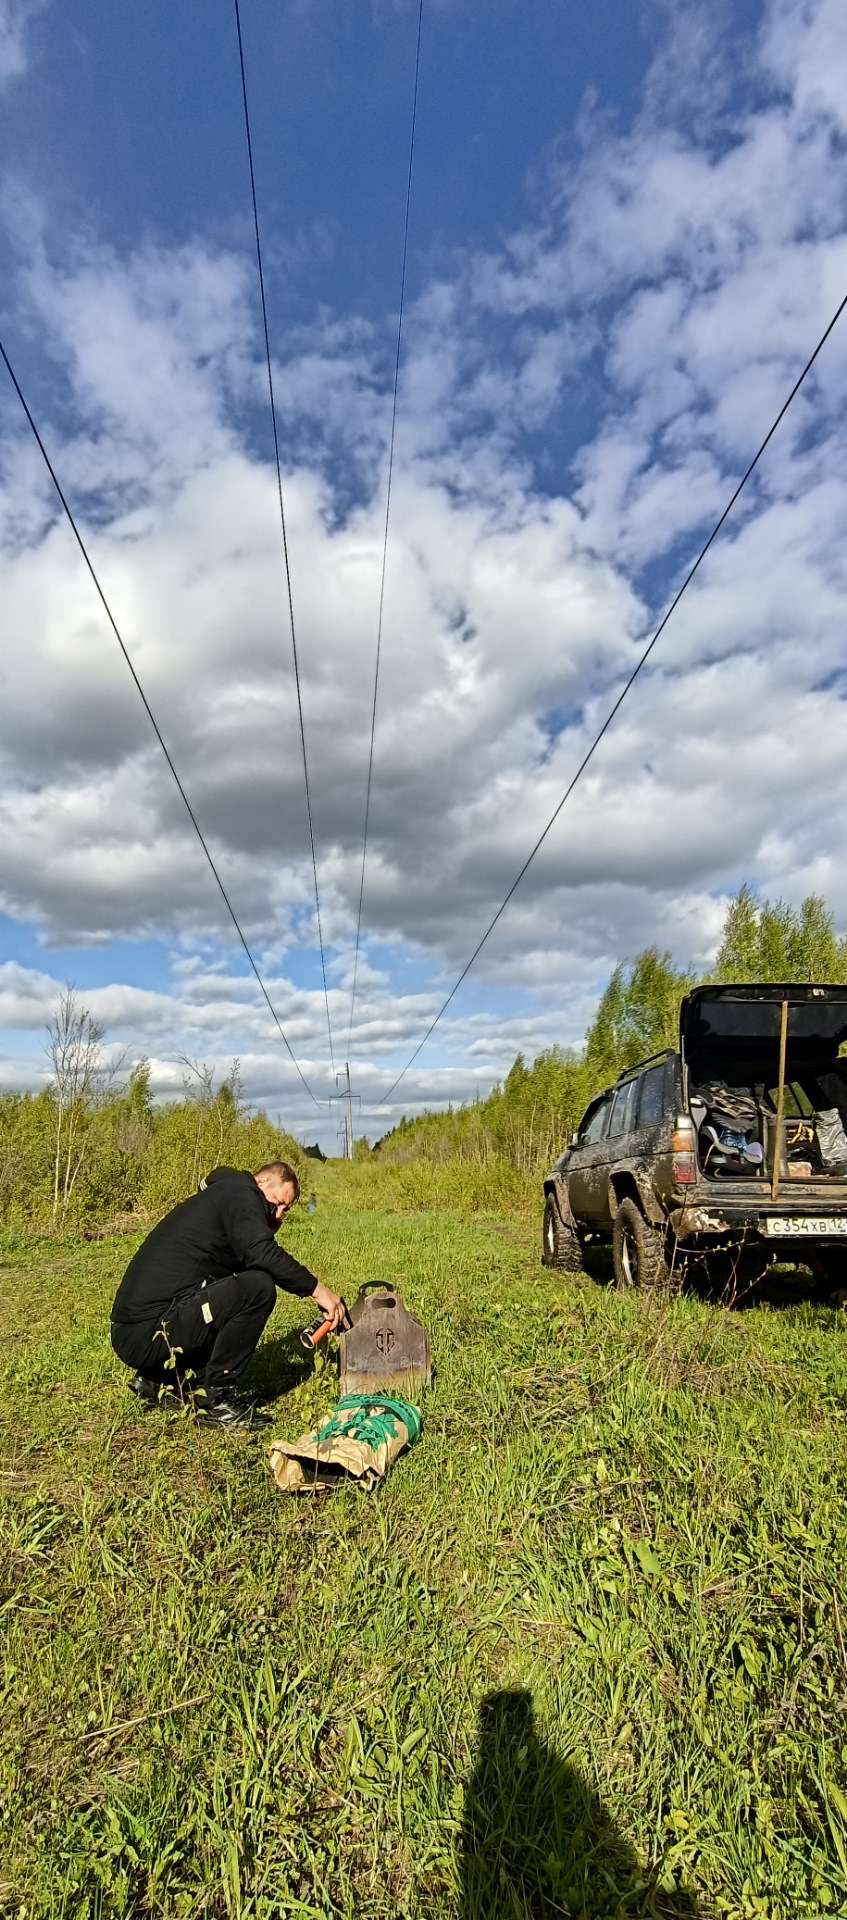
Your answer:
[679,984,847,1184]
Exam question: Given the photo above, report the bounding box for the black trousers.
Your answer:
[110,1269,277,1395]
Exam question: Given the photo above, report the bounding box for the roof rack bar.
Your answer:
[615,1048,675,1082]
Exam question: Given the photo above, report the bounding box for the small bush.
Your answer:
[0,1070,302,1235]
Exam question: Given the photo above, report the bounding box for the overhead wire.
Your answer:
[0,335,323,1110]
[233,0,336,1075]
[346,0,425,1057]
[379,284,847,1107]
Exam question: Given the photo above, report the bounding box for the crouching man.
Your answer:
[110,1161,344,1429]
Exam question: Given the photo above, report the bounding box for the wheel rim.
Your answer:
[621,1229,637,1288]
[545,1210,554,1256]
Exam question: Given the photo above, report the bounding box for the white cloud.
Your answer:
[2,0,847,1129]
[0,0,38,87]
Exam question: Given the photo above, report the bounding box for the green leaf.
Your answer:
[634,1539,662,1578]
[738,1641,762,1684]
[827,1780,847,1825]
[400,1727,427,1759]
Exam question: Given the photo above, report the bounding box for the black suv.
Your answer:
[542,983,847,1292]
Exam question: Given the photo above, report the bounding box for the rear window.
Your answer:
[684,990,847,1048]
[637,1063,667,1127]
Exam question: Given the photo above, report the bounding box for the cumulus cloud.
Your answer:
[0,0,38,87]
[2,0,847,1131]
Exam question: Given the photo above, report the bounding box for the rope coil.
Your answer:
[313,1393,423,1450]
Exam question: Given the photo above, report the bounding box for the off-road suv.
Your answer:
[542,983,847,1293]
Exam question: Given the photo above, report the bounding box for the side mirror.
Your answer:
[570,1132,579,1149]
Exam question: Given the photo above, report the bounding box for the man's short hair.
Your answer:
[254,1160,301,1202]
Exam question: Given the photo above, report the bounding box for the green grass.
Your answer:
[2,1175,847,1918]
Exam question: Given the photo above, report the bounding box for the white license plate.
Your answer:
[764,1215,847,1237]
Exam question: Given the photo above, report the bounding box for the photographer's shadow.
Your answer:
[461,1691,701,1919]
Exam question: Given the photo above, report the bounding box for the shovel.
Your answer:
[338,1282,431,1399]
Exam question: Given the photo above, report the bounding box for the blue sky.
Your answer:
[1,3,652,311]
[2,0,847,1146]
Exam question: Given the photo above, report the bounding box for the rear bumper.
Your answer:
[669,1182,847,1244]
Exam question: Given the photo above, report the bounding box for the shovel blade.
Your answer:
[338,1287,431,1398]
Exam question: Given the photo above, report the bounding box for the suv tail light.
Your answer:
[672,1117,697,1186]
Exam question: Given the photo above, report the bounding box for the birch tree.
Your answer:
[46,989,105,1230]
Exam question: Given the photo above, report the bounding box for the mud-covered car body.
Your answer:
[542,983,847,1288]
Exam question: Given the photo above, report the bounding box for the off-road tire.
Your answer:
[542,1193,584,1274]
[612,1197,675,1293]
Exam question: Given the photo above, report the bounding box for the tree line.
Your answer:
[0,989,302,1234]
[1,885,844,1231]
[373,885,847,1177]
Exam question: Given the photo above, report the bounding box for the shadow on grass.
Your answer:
[577,1242,615,1286]
[243,1327,314,1401]
[461,1691,702,1920]
[581,1241,837,1317]
[683,1256,834,1314]
[734,1264,835,1312]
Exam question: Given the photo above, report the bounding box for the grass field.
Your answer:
[2,1166,847,1919]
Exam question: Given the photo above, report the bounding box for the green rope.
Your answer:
[313,1394,422,1451]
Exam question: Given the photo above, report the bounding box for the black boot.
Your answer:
[195,1387,272,1430]
[128,1371,184,1409]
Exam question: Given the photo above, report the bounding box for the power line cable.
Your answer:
[233,0,336,1075]
[380,284,847,1106]
[346,0,424,1056]
[0,335,323,1110]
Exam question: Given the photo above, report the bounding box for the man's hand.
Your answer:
[310,1280,347,1330]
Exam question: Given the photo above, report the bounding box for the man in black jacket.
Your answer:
[110,1161,344,1429]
